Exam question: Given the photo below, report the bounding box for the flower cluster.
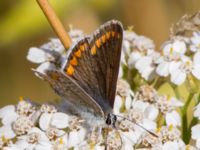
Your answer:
[0,84,187,149]
[1,12,200,149]
[122,29,200,86]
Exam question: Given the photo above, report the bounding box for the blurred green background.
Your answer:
[0,0,200,106]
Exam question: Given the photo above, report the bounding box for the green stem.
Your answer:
[170,83,180,99]
[188,94,200,141]
[181,93,194,144]
[153,77,165,90]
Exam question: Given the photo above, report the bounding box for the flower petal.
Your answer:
[156,61,169,77]
[0,125,16,139]
[51,112,69,129]
[144,105,158,121]
[170,69,186,85]
[39,113,52,131]
[191,124,200,139]
[192,64,200,80]
[27,47,53,63]
[166,111,181,126]
[68,128,86,148]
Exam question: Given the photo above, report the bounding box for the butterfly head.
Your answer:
[105,113,117,127]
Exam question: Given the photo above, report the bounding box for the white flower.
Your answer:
[13,116,34,136]
[130,101,158,131]
[135,51,160,80]
[0,105,18,139]
[190,32,200,52]
[67,127,86,148]
[158,125,182,145]
[27,47,55,64]
[191,124,200,148]
[155,95,183,126]
[35,62,56,75]
[169,53,200,85]
[0,105,18,126]
[41,38,65,54]
[123,30,155,71]
[162,140,184,150]
[156,40,186,77]
[113,79,134,115]
[16,99,36,117]
[39,112,70,131]
[68,28,84,43]
[165,111,181,127]
[15,127,52,150]
[134,85,158,103]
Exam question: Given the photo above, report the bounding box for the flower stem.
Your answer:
[188,94,200,141]
[36,0,72,49]
[181,93,194,144]
[170,83,181,99]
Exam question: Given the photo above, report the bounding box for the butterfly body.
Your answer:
[38,20,123,127]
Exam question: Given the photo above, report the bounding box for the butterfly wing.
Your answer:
[62,20,123,114]
[36,70,104,117]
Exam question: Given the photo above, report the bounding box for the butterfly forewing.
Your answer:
[62,20,123,114]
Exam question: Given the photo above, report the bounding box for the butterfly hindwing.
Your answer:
[36,70,104,116]
[62,20,123,114]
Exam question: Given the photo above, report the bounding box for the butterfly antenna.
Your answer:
[115,114,158,138]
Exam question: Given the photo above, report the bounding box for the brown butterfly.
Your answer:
[37,20,123,127]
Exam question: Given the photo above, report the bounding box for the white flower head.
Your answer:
[113,79,134,115]
[158,125,181,143]
[39,112,69,131]
[15,127,52,150]
[134,85,158,103]
[40,104,57,113]
[27,47,55,64]
[41,38,65,54]
[190,31,200,52]
[155,95,183,114]
[191,124,200,149]
[169,53,200,85]
[16,98,36,117]
[13,117,34,136]
[156,40,187,77]
[135,51,160,81]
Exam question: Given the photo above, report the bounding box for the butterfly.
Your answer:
[35,20,158,149]
[37,20,123,127]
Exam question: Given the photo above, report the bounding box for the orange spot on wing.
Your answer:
[70,56,78,66]
[106,31,111,39]
[117,33,120,39]
[74,49,81,58]
[66,65,74,76]
[111,31,115,37]
[84,43,88,49]
[80,44,85,51]
[91,46,97,55]
[101,34,106,43]
[95,39,101,48]
[50,72,60,80]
